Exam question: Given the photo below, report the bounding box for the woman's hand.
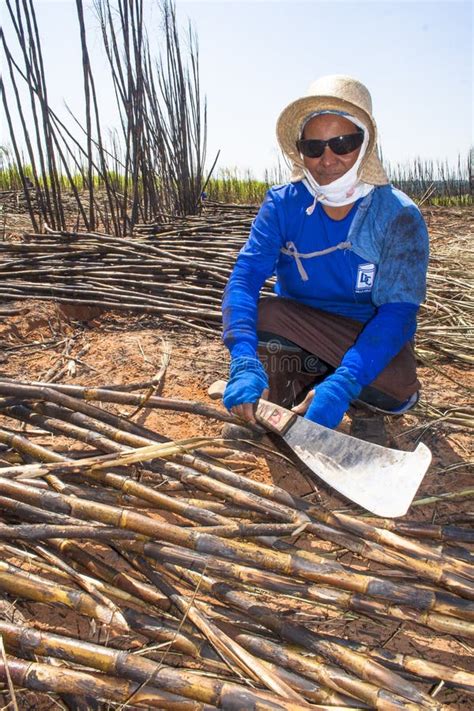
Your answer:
[291,389,315,416]
[230,388,269,424]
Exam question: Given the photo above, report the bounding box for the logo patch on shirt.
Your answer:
[355,263,376,292]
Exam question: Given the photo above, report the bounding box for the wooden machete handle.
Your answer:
[207,380,297,435]
[254,399,297,435]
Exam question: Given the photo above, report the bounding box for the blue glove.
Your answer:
[305,367,362,429]
[223,356,269,411]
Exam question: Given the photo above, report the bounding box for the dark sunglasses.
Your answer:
[296,130,364,158]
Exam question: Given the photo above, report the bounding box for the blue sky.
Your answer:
[1,0,472,179]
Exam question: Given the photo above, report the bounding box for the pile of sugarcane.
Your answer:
[0,213,258,335]
[1,204,473,363]
[0,378,473,708]
[416,226,473,368]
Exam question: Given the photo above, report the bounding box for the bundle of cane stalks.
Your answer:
[0,377,472,709]
[1,204,472,365]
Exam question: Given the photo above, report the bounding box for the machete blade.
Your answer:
[282,416,431,517]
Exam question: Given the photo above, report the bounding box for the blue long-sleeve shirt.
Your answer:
[222,182,429,386]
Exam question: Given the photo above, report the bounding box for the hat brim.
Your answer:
[276,96,389,186]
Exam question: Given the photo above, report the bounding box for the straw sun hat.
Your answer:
[276,74,389,185]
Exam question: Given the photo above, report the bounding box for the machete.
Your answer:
[209,381,431,518]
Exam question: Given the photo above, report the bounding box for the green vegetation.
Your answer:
[206,155,472,206]
[204,152,472,206]
[2,150,472,208]
[0,148,33,190]
[0,147,148,194]
[385,153,473,206]
[206,170,269,204]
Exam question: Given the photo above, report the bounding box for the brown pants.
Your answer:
[257,296,419,408]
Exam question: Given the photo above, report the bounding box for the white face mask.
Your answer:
[300,112,374,212]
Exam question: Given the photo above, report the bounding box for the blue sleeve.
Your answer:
[222,191,283,358]
[372,206,429,306]
[341,302,419,386]
[305,301,419,428]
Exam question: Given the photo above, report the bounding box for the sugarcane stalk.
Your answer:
[179,498,259,519]
[0,427,63,463]
[146,561,435,710]
[303,516,474,594]
[5,389,259,495]
[120,551,309,705]
[159,463,310,526]
[0,494,96,526]
[234,626,474,696]
[246,659,364,708]
[12,379,169,443]
[19,416,289,525]
[220,629,404,711]
[122,556,403,710]
[4,400,252,527]
[3,402,125,454]
[342,641,474,694]
[191,522,311,537]
[0,475,471,621]
[2,279,223,316]
[411,488,474,507]
[163,456,474,597]
[0,541,169,624]
[3,437,245,529]
[132,540,474,639]
[306,506,474,593]
[0,380,233,422]
[0,437,218,480]
[163,463,474,600]
[0,620,326,710]
[51,538,173,614]
[1,428,472,636]
[0,655,218,709]
[34,542,128,627]
[0,523,135,541]
[0,559,128,630]
[0,416,74,494]
[363,518,474,545]
[442,544,474,565]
